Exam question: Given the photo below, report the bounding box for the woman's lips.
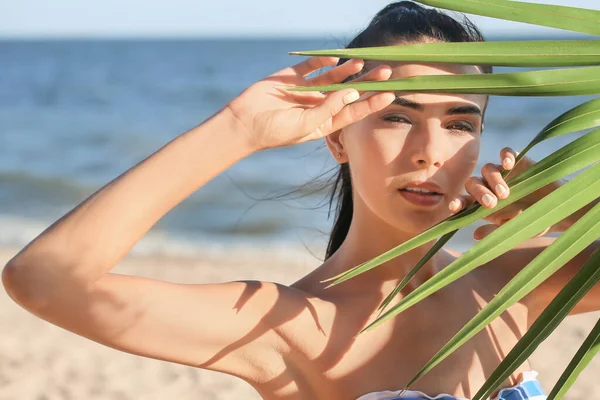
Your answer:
[398,189,444,206]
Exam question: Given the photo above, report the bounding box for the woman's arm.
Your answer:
[1,56,395,380]
[1,109,296,379]
[3,108,252,306]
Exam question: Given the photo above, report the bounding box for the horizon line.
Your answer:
[0,31,589,41]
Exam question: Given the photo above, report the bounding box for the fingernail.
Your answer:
[449,199,460,210]
[482,194,495,207]
[495,184,506,196]
[343,91,360,104]
[503,157,513,168]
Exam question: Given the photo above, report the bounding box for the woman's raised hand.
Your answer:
[225,56,395,152]
[449,147,563,240]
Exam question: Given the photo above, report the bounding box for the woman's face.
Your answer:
[331,62,488,234]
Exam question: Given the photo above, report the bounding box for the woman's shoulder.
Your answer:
[441,246,505,283]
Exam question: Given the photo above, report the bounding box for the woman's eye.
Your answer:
[384,115,411,124]
[447,122,474,133]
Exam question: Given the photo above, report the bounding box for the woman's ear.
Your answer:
[325,129,348,163]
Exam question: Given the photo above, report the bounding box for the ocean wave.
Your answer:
[0,214,325,263]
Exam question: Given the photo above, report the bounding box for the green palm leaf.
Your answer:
[323,128,600,287]
[291,41,600,67]
[360,160,600,335]
[291,66,600,96]
[548,317,600,400]
[519,98,600,162]
[403,202,600,396]
[415,0,600,36]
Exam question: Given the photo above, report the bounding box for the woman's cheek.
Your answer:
[449,137,480,188]
[347,136,396,200]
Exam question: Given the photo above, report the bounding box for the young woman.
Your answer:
[3,2,599,399]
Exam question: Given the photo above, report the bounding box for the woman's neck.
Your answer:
[318,215,452,298]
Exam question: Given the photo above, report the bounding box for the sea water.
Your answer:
[0,37,592,258]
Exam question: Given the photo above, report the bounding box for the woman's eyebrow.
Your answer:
[447,105,482,116]
[393,97,424,111]
[392,96,482,116]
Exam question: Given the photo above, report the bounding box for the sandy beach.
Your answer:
[1,245,599,400]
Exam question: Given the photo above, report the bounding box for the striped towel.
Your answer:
[356,370,547,400]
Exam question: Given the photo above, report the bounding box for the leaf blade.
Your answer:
[416,0,600,36]
[519,98,600,157]
[291,41,600,67]
[291,66,600,96]
[287,67,600,96]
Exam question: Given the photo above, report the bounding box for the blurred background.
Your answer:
[1,0,599,399]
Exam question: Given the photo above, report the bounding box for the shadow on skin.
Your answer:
[232,280,262,313]
[292,277,525,399]
[191,264,529,399]
[199,280,325,371]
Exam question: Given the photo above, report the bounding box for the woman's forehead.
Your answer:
[385,61,482,77]
[374,61,487,109]
[391,92,487,110]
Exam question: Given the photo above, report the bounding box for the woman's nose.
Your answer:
[408,125,446,169]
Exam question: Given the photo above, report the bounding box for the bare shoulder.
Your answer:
[228,279,335,354]
[441,245,522,289]
[227,279,335,385]
[459,237,558,308]
[444,238,554,278]
[481,237,557,279]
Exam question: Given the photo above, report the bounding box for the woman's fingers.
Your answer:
[463,162,510,209]
[351,64,393,83]
[282,58,395,124]
[304,63,394,131]
[306,60,393,87]
[277,61,395,137]
[448,194,474,214]
[272,84,326,105]
[300,91,395,139]
[328,92,396,133]
[481,162,510,200]
[283,56,340,78]
[501,147,518,171]
[452,147,525,213]
[300,89,361,135]
[306,59,364,86]
[465,176,499,208]
[275,58,385,106]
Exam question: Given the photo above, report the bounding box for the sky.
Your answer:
[0,0,598,38]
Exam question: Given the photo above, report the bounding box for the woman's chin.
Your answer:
[390,209,448,233]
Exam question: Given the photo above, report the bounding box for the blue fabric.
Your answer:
[495,378,546,400]
[381,380,547,400]
[356,370,547,400]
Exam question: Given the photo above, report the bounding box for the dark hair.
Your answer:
[325,1,492,260]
